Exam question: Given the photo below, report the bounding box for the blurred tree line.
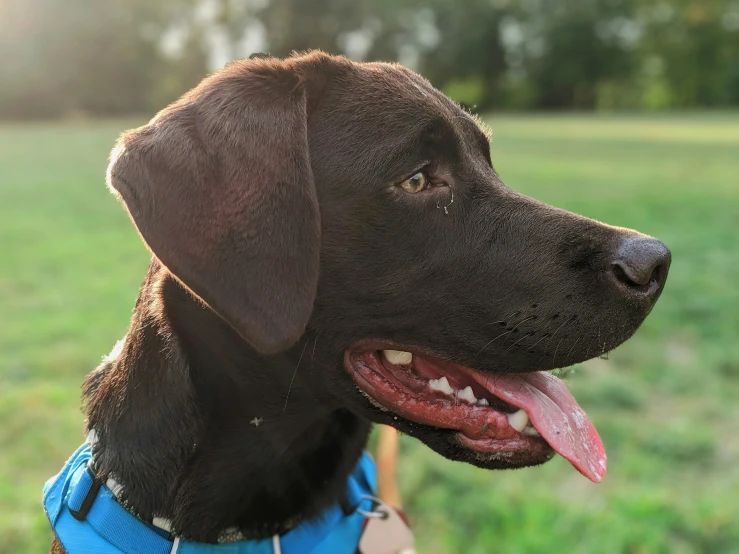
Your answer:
[1,0,738,118]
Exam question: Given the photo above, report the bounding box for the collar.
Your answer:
[44,440,378,554]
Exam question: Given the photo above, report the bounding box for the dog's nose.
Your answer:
[610,235,671,297]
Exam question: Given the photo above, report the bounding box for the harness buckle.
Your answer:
[68,464,102,521]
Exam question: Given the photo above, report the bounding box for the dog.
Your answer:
[46,51,670,553]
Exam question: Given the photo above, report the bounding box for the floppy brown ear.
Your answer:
[107,57,321,354]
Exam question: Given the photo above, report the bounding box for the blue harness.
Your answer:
[44,442,377,554]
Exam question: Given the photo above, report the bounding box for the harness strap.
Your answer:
[47,442,378,554]
[67,466,172,554]
[68,465,101,521]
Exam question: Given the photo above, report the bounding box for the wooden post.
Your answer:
[376,425,402,508]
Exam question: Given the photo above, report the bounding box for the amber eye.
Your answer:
[400,172,428,193]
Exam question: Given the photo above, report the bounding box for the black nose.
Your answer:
[611,236,671,296]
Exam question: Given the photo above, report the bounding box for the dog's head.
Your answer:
[108,52,670,483]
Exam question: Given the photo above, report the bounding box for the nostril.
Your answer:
[611,236,671,295]
[611,260,664,292]
[651,263,666,288]
[611,262,636,287]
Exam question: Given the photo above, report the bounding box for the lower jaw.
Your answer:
[456,434,553,459]
[348,351,552,460]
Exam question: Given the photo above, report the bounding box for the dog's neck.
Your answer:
[83,261,370,543]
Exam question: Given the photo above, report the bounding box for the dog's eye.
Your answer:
[400,172,428,193]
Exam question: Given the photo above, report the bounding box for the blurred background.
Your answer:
[1,0,738,552]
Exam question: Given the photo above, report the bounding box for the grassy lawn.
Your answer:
[2,113,738,553]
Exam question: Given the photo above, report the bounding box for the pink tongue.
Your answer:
[471,371,606,483]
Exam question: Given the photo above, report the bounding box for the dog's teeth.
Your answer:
[456,386,477,404]
[437,376,454,395]
[477,398,489,406]
[523,426,541,437]
[428,376,454,395]
[383,349,413,365]
[507,409,529,432]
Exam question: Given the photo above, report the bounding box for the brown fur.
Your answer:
[49,52,669,551]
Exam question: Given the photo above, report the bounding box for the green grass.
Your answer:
[2,113,738,553]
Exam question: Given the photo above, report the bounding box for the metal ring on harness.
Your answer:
[356,494,390,520]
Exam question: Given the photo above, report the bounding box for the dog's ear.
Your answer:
[107,57,322,354]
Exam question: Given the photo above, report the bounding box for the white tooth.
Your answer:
[429,376,454,395]
[383,349,413,365]
[456,386,477,404]
[477,398,489,406]
[439,376,455,395]
[523,426,541,437]
[507,409,529,432]
[428,378,444,392]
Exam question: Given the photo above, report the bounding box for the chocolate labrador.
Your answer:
[48,51,670,552]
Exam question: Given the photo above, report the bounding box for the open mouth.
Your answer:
[345,346,606,483]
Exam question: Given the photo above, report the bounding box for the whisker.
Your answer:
[517,373,529,393]
[551,337,565,365]
[509,315,537,333]
[476,329,513,356]
[504,331,534,353]
[585,330,599,360]
[538,319,571,363]
[526,333,550,351]
[483,310,522,327]
[282,339,309,415]
[478,315,536,357]
[565,335,582,361]
[310,333,319,372]
[484,320,508,327]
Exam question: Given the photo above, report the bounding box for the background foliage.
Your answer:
[1,0,739,118]
[2,114,738,553]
